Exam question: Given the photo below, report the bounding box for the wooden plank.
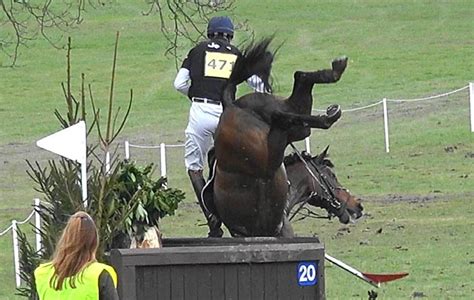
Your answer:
[250,264,264,300]
[120,265,136,299]
[116,242,324,266]
[183,265,199,300]
[264,263,278,299]
[196,265,212,300]
[136,267,156,300]
[155,266,171,300]
[317,259,325,299]
[209,264,225,300]
[224,264,238,300]
[162,237,321,247]
[276,262,294,300]
[236,264,251,300]
[135,266,146,298]
[170,265,185,300]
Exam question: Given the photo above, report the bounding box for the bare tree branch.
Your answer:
[0,0,90,66]
[1,1,253,67]
[142,0,254,69]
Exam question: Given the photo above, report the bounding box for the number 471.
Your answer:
[207,59,233,70]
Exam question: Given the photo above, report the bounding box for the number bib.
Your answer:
[204,51,237,79]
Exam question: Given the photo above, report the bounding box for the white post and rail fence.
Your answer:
[0,198,42,288]
[124,83,473,172]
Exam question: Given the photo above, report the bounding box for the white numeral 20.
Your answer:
[299,264,316,282]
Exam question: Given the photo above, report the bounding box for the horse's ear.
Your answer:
[321,145,330,158]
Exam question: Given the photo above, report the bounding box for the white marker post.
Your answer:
[382,98,390,153]
[469,82,474,132]
[36,121,88,207]
[11,220,20,288]
[34,198,42,253]
[305,137,311,154]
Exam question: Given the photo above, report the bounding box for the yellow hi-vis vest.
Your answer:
[34,261,118,300]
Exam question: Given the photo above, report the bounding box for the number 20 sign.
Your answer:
[297,261,318,286]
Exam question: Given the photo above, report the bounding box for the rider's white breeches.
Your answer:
[184,102,223,171]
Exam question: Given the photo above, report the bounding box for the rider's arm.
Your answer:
[174,68,190,96]
[246,75,268,93]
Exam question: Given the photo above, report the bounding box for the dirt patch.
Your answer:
[364,192,474,204]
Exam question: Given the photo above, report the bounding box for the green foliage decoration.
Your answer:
[15,34,184,298]
[116,162,184,238]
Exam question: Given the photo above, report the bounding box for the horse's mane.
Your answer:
[322,157,334,168]
[283,151,334,168]
[222,37,275,107]
[283,151,311,166]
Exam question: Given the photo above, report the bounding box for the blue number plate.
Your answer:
[297,261,318,286]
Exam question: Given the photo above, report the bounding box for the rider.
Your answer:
[174,16,266,237]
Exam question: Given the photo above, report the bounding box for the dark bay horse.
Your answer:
[210,38,348,237]
[284,146,364,224]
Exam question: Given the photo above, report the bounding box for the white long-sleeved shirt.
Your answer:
[173,68,268,97]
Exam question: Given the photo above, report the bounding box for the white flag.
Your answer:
[36,121,87,165]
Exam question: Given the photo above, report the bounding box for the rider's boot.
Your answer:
[188,170,223,237]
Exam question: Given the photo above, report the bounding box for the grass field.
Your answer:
[0,1,473,299]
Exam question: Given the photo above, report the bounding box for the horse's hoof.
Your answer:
[326,104,341,118]
[208,227,224,238]
[331,56,348,74]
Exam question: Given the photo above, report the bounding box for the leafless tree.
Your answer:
[1,0,251,67]
[0,0,94,66]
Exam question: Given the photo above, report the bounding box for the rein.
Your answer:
[288,143,343,219]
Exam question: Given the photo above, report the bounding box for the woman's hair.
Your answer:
[49,211,98,290]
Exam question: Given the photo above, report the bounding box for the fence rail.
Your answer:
[124,84,472,173]
[0,199,42,288]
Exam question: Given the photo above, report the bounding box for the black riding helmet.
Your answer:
[207,16,234,40]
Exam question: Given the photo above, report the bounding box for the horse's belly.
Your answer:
[214,165,288,236]
[215,108,271,175]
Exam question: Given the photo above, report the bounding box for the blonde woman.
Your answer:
[34,211,119,299]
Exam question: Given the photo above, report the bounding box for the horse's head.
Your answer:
[285,146,364,224]
[310,146,364,223]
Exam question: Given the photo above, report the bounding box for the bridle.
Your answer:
[288,143,346,221]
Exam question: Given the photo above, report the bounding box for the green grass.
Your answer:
[1,0,473,299]
[293,197,474,299]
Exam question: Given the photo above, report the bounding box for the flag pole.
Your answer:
[81,163,87,207]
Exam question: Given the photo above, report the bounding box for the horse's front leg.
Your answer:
[272,104,342,130]
[278,215,294,237]
[296,56,348,84]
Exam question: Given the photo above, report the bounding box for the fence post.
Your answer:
[34,198,42,253]
[160,143,167,186]
[469,82,474,132]
[383,98,390,153]
[125,141,130,160]
[305,137,311,154]
[12,220,20,288]
[105,151,111,174]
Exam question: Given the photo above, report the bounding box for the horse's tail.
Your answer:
[221,37,274,108]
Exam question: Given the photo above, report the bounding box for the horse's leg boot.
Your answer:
[188,170,223,237]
